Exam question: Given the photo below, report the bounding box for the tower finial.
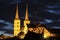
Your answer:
[15,3,19,19]
[25,4,29,20]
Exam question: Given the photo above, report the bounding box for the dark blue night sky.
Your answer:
[0,0,60,36]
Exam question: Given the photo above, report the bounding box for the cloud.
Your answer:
[0,20,5,23]
[44,19,53,23]
[0,20,13,26]
[0,20,13,30]
[50,26,60,29]
[0,20,13,36]
[48,5,60,15]
[40,19,53,24]
[5,22,13,26]
[0,31,13,36]
[48,6,60,8]
[4,33,13,36]
[48,10,60,14]
[0,31,5,34]
[3,26,13,30]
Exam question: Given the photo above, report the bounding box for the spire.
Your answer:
[15,3,19,19]
[25,4,29,20]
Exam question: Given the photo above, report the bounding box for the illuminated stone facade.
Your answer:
[14,4,30,37]
[24,4,30,34]
[14,4,21,36]
[28,27,55,38]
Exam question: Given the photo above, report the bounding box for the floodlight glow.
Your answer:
[44,35,49,38]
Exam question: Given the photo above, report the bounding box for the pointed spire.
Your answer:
[15,3,19,19]
[25,4,29,20]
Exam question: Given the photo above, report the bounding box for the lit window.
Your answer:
[17,22,19,24]
[17,25,19,27]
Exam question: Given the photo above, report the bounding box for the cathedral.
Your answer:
[13,3,54,39]
[14,4,30,36]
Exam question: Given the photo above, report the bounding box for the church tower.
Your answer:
[24,4,30,34]
[14,4,21,36]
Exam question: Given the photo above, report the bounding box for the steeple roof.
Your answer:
[25,4,29,20]
[15,3,19,19]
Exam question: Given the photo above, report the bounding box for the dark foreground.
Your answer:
[0,31,60,40]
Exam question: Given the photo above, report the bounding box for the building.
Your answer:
[14,4,30,36]
[14,4,21,36]
[23,4,30,34]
